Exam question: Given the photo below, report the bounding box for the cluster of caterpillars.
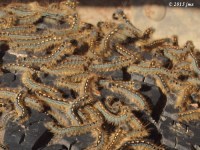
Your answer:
[0,0,199,150]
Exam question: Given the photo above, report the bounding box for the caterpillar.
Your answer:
[0,88,44,112]
[178,109,200,122]
[2,63,39,74]
[99,79,142,91]
[94,101,130,126]
[55,79,81,92]
[111,83,150,112]
[153,74,170,95]
[67,95,92,125]
[11,36,63,53]
[17,12,42,25]
[112,9,143,38]
[104,96,121,114]
[106,128,124,150]
[188,51,200,75]
[175,84,195,109]
[115,43,141,59]
[127,64,179,79]
[163,40,194,55]
[19,42,74,66]
[0,143,8,150]
[14,89,29,124]
[24,96,44,112]
[68,72,90,82]
[21,71,62,97]
[79,74,100,97]
[44,119,102,136]
[118,140,165,150]
[88,128,108,150]
[89,57,137,72]
[47,108,71,127]
[40,65,85,76]
[102,25,124,51]
[127,114,144,130]
[35,90,71,111]
[1,24,36,34]
[143,38,170,49]
[113,129,150,150]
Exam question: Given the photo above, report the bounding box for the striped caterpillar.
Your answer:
[79,74,100,97]
[11,36,63,53]
[44,119,102,136]
[127,64,180,79]
[143,38,170,49]
[35,90,71,111]
[67,95,92,125]
[188,51,200,75]
[106,128,124,150]
[178,109,200,122]
[99,79,142,91]
[21,71,62,97]
[87,128,108,150]
[94,101,130,126]
[55,79,81,92]
[14,89,29,124]
[40,65,85,76]
[112,9,143,38]
[1,24,36,35]
[47,108,71,127]
[103,82,151,112]
[0,88,44,112]
[115,43,141,58]
[118,140,165,150]
[89,57,137,72]
[175,84,196,109]
[19,42,74,66]
[2,63,39,74]
[152,74,170,95]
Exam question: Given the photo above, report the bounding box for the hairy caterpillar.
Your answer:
[188,51,200,75]
[14,89,29,124]
[35,90,71,110]
[112,9,143,38]
[94,101,130,125]
[1,24,36,34]
[89,57,137,72]
[44,119,102,136]
[21,71,62,97]
[175,84,196,109]
[115,43,141,58]
[0,88,44,112]
[67,95,92,125]
[88,128,108,150]
[11,36,63,53]
[127,64,179,79]
[111,83,150,112]
[118,140,165,150]
[178,109,200,122]
[40,65,85,76]
[106,128,124,150]
[143,38,170,49]
[127,114,144,130]
[47,109,71,127]
[55,79,81,92]
[0,143,8,150]
[153,74,170,95]
[99,79,142,91]
[68,72,90,82]
[2,63,39,74]
[19,42,74,66]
